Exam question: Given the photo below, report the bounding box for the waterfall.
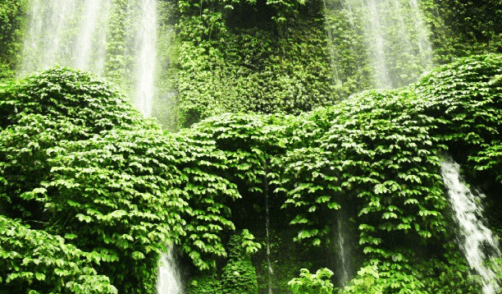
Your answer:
[20,0,78,72]
[336,215,350,287]
[361,0,433,88]
[364,0,392,89]
[441,158,501,294]
[72,0,111,75]
[264,174,274,294]
[334,212,353,288]
[130,0,157,117]
[20,0,109,75]
[408,0,433,71]
[157,246,183,294]
[19,0,158,117]
[324,0,433,90]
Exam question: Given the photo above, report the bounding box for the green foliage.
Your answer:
[3,54,502,292]
[416,243,482,293]
[0,0,26,80]
[179,54,502,292]
[173,0,335,127]
[288,268,334,294]
[276,89,448,249]
[422,0,502,63]
[221,234,259,294]
[0,68,240,291]
[0,68,163,292]
[256,233,315,293]
[187,274,222,294]
[0,215,117,294]
[1,0,502,291]
[341,264,383,294]
[413,54,502,179]
[221,259,259,294]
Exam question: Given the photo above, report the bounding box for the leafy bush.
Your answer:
[2,53,502,293]
[341,264,383,294]
[221,234,259,294]
[288,268,334,294]
[0,215,117,294]
[0,0,27,80]
[0,68,239,292]
[187,274,222,294]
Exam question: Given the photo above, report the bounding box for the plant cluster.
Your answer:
[2,54,502,292]
[289,268,334,294]
[170,0,336,127]
[0,68,240,292]
[220,233,259,294]
[423,0,502,63]
[167,0,502,129]
[0,0,27,80]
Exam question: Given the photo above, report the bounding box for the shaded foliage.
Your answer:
[425,0,502,62]
[172,0,335,127]
[0,0,27,80]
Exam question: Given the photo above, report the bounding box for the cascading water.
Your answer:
[73,0,111,74]
[264,174,274,294]
[20,0,110,75]
[324,0,433,89]
[364,0,392,89]
[408,0,433,69]
[19,0,158,117]
[331,211,355,289]
[157,245,183,294]
[336,215,351,287]
[129,0,157,117]
[360,0,433,88]
[441,158,501,294]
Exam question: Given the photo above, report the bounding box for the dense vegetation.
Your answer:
[169,0,502,127]
[2,0,500,127]
[1,0,502,293]
[1,54,502,292]
[0,0,27,79]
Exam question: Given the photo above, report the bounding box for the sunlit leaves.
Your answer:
[3,54,502,293]
[0,68,241,291]
[288,268,334,294]
[0,215,117,293]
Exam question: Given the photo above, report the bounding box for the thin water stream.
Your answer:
[364,0,392,89]
[325,0,433,89]
[336,215,350,287]
[130,0,157,117]
[157,246,183,294]
[441,158,501,294]
[264,174,274,294]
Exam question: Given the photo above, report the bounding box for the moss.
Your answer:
[221,234,259,294]
[187,274,222,294]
